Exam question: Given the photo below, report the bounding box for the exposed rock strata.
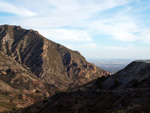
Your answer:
[0,25,108,89]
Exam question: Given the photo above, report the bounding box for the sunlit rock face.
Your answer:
[0,24,108,90]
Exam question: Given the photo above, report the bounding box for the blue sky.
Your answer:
[0,0,150,59]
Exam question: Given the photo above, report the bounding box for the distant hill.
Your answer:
[0,25,108,112]
[103,60,150,89]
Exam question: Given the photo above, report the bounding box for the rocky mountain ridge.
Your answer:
[0,24,108,112]
[0,25,107,87]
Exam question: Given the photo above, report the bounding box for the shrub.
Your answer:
[132,78,139,87]
[96,76,107,89]
[114,79,121,87]
[100,76,107,82]
[96,79,103,89]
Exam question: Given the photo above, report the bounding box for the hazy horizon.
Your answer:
[0,0,150,59]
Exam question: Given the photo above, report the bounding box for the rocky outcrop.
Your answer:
[0,25,108,90]
[0,51,50,112]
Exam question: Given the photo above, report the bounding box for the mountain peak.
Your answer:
[0,24,108,90]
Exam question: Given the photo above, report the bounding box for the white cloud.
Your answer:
[105,46,126,51]
[104,44,134,51]
[1,0,141,42]
[88,9,150,43]
[0,0,36,16]
[141,29,150,43]
[81,43,99,49]
[6,0,135,28]
[7,0,138,43]
[38,29,92,42]
[65,43,99,50]
[90,20,139,42]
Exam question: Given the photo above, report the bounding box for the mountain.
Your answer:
[12,60,150,113]
[0,25,107,87]
[103,60,150,89]
[0,25,108,112]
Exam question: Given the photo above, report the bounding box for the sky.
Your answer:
[0,0,150,59]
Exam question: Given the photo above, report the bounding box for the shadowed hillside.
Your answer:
[11,60,150,113]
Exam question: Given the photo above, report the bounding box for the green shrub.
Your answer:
[96,76,107,89]
[132,78,139,87]
[96,80,103,89]
[114,79,121,87]
[99,76,107,82]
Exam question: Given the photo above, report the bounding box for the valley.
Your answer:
[88,58,134,74]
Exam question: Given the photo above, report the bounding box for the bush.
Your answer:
[96,76,107,89]
[132,78,139,87]
[96,79,103,89]
[100,76,107,82]
[114,79,121,87]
